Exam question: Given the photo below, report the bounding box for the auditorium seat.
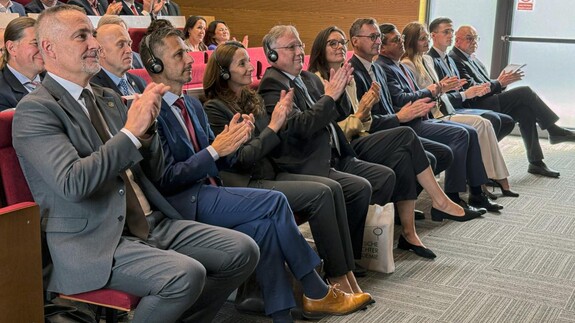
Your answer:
[128,68,152,85]
[128,28,148,53]
[189,51,207,64]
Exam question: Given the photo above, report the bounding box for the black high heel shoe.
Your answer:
[397,235,436,259]
[490,180,520,197]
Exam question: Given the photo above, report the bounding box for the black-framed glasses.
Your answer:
[464,35,480,42]
[388,34,405,44]
[273,43,305,52]
[354,33,382,42]
[326,39,349,49]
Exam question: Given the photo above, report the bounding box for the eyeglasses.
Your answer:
[326,39,349,49]
[388,34,405,44]
[274,43,305,52]
[354,33,382,42]
[463,35,480,42]
[436,28,454,35]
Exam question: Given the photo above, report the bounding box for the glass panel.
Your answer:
[507,42,574,128]
[512,0,575,38]
[428,0,497,69]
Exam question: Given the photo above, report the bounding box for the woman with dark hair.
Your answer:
[183,15,208,51]
[204,20,248,50]
[309,26,482,258]
[401,22,518,197]
[203,42,372,322]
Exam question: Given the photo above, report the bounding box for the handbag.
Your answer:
[358,203,395,273]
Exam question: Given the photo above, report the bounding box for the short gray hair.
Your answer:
[36,5,86,55]
[97,15,127,29]
[262,25,299,55]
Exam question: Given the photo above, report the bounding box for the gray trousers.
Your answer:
[105,218,260,323]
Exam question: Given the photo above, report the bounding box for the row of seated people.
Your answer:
[2,0,181,16]
[3,6,575,323]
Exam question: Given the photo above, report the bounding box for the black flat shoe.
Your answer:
[528,162,560,178]
[431,207,482,222]
[353,262,367,277]
[468,193,504,212]
[397,235,436,259]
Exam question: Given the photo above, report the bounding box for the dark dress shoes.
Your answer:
[431,206,483,222]
[528,162,560,178]
[397,235,436,259]
[353,262,367,277]
[468,192,503,212]
[458,199,487,215]
[302,285,371,319]
[549,131,575,144]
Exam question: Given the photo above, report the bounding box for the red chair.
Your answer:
[128,68,152,85]
[346,50,355,62]
[188,51,207,64]
[128,28,148,53]
[0,110,141,323]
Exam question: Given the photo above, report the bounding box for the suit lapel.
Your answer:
[160,99,196,154]
[4,68,28,96]
[184,96,209,149]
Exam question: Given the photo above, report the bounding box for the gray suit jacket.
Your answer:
[13,74,182,295]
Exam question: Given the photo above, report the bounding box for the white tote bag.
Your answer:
[358,203,395,273]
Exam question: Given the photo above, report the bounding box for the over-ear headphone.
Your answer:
[265,40,278,62]
[212,49,230,80]
[143,34,164,74]
[213,41,246,80]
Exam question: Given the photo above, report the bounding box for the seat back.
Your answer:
[188,51,208,64]
[0,110,34,207]
[128,28,148,53]
[128,68,153,85]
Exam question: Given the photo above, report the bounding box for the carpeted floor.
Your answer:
[213,135,575,323]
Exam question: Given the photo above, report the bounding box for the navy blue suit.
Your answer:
[90,70,147,96]
[67,0,106,15]
[375,55,488,193]
[0,67,31,111]
[349,55,453,175]
[450,46,559,163]
[155,94,321,315]
[119,0,143,15]
[25,0,64,13]
[427,47,515,140]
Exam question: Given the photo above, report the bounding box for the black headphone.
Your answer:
[265,40,278,62]
[213,41,245,80]
[143,34,164,74]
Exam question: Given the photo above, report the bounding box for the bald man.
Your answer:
[450,24,574,178]
[92,23,147,96]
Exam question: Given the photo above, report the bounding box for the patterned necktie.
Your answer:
[293,76,341,155]
[130,4,139,15]
[174,98,218,186]
[23,81,40,93]
[80,89,150,240]
[399,64,417,92]
[118,78,131,96]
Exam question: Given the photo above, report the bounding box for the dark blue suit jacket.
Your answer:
[6,1,26,15]
[427,47,464,107]
[348,55,400,132]
[375,55,432,108]
[0,67,30,111]
[119,1,143,15]
[25,0,64,13]
[155,95,234,220]
[90,70,147,96]
[67,0,106,15]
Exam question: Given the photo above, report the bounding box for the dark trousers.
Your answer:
[247,172,354,278]
[409,119,488,193]
[106,219,259,323]
[351,126,429,201]
[195,186,321,315]
[331,156,395,259]
[469,86,559,162]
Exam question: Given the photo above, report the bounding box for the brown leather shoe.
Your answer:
[302,286,371,319]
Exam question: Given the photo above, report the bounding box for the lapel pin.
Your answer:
[107,101,115,108]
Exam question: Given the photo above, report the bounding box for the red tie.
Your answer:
[130,4,139,15]
[174,98,218,186]
[400,64,417,92]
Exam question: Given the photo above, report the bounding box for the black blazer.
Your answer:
[258,67,355,177]
[0,67,31,111]
[119,0,143,15]
[67,0,106,15]
[25,0,64,13]
[427,47,464,107]
[90,70,147,96]
[348,55,401,132]
[161,0,181,15]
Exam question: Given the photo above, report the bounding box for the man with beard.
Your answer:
[13,6,260,322]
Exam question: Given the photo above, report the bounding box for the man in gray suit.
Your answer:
[13,5,259,323]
